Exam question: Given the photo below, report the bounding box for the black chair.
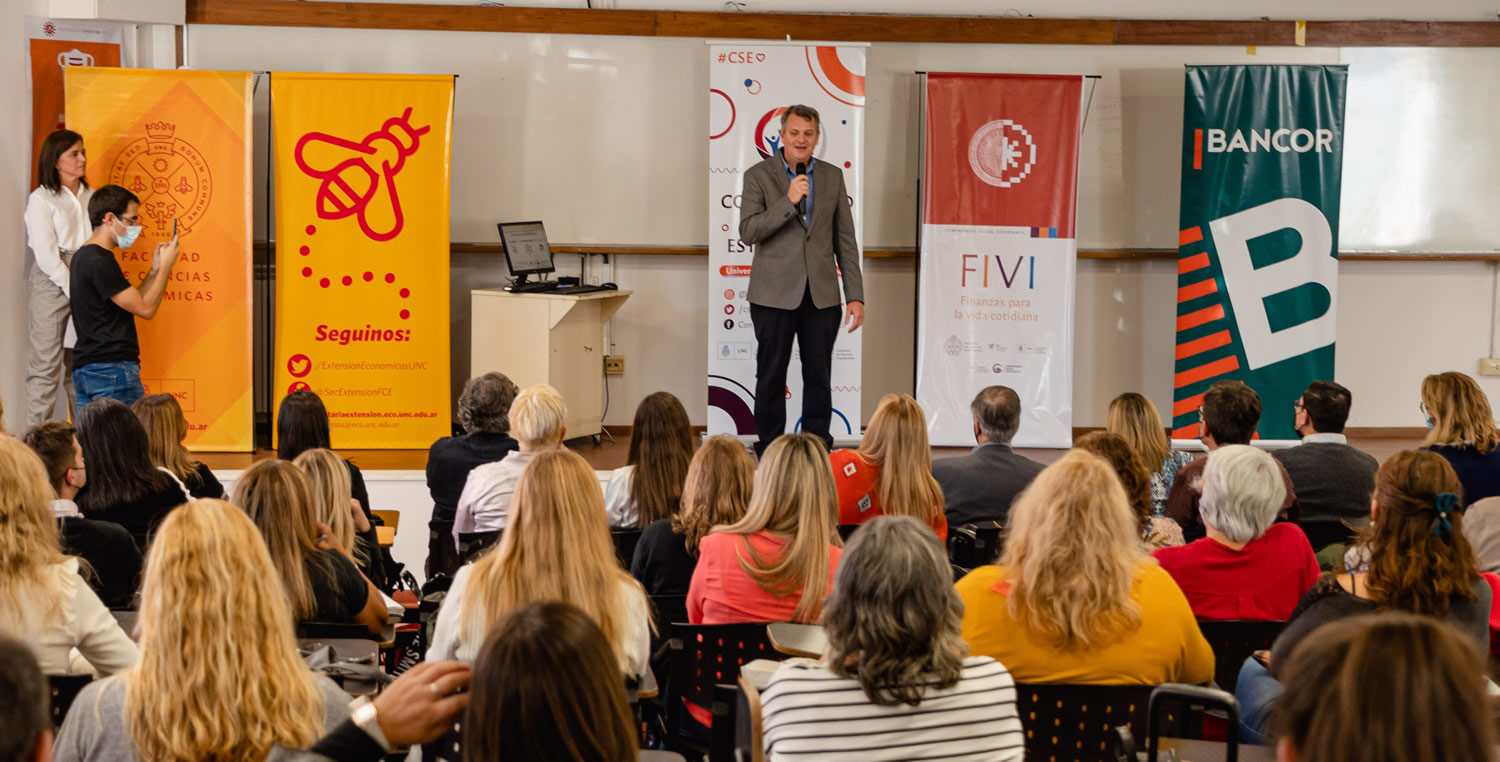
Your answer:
[836,524,863,543]
[296,621,382,642]
[947,523,1005,569]
[457,529,502,565]
[612,530,643,569]
[1195,620,1285,695]
[1015,683,1187,762]
[47,674,92,729]
[427,519,459,578]
[665,622,778,761]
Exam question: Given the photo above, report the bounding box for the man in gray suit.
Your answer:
[739,104,865,456]
[933,385,1046,528]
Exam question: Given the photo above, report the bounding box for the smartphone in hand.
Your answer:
[171,218,179,239]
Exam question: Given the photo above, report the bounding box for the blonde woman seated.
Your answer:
[296,447,386,591]
[1075,431,1183,549]
[955,450,1213,685]
[1108,392,1193,517]
[233,460,387,637]
[52,499,354,761]
[688,432,843,626]
[430,448,651,677]
[1420,371,1500,503]
[762,515,1023,761]
[0,436,136,676]
[132,393,223,499]
[630,434,755,596]
[830,394,946,539]
[453,384,567,544]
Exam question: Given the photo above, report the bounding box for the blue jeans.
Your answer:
[1234,657,1283,745]
[73,361,145,417]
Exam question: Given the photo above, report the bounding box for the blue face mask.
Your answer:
[113,218,142,249]
[1426,416,1436,430]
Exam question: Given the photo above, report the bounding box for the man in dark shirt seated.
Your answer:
[1165,380,1297,542]
[21,420,143,608]
[424,372,519,577]
[933,385,1046,528]
[1273,381,1379,553]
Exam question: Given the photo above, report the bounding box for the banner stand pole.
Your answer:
[913,72,927,393]
[261,71,274,448]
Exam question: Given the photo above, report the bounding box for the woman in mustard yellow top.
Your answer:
[956,450,1214,685]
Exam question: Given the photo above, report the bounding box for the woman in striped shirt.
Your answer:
[760,515,1024,761]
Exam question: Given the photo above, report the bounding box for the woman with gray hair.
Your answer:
[1152,444,1320,620]
[425,372,520,575]
[759,515,1023,761]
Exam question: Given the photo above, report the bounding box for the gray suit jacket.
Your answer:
[933,442,1047,528]
[739,155,864,310]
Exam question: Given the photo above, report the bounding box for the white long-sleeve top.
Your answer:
[6,558,138,676]
[25,184,94,297]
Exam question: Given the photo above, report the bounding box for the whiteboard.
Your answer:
[188,25,1500,252]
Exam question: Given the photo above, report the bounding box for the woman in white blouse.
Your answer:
[25,129,93,425]
[0,435,137,676]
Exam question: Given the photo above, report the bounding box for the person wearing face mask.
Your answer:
[738,104,865,458]
[24,130,92,425]
[69,185,180,415]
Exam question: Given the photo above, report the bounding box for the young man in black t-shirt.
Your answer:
[69,185,180,416]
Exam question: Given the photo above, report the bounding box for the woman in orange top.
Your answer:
[955,450,1213,686]
[830,394,946,539]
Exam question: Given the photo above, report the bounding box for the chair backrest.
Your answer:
[1194,620,1285,695]
[736,674,766,762]
[47,674,93,729]
[296,621,382,642]
[458,529,502,565]
[371,509,401,531]
[666,621,778,748]
[1015,683,1179,762]
[612,530,643,569]
[947,523,1005,569]
[836,524,863,543]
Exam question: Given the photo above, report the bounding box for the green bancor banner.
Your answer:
[1172,65,1348,441]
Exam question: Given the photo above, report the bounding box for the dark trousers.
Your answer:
[750,287,841,456]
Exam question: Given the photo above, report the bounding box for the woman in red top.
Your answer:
[829,394,946,539]
[688,432,843,626]
[1152,445,1319,620]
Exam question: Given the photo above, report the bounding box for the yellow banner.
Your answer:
[65,68,254,451]
[271,73,453,448]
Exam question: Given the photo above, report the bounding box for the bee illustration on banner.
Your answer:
[293,107,430,242]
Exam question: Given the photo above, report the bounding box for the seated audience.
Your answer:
[0,634,52,762]
[1270,612,1495,762]
[427,372,519,523]
[1108,392,1194,517]
[956,450,1213,685]
[52,499,353,760]
[830,394,946,539]
[1165,380,1296,542]
[454,384,566,543]
[431,449,650,677]
[296,447,386,591]
[932,386,1045,528]
[1236,450,1492,742]
[132,393,223,499]
[1420,371,1500,503]
[74,399,191,549]
[1273,381,1378,551]
[1460,498,1500,573]
[762,515,1024,761]
[232,460,387,636]
[21,420,142,608]
[688,432,843,626]
[631,434,754,596]
[462,602,638,762]
[1153,445,1319,620]
[1075,431,1183,548]
[278,389,373,522]
[0,436,136,676]
[605,391,694,530]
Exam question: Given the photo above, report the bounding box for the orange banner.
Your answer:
[27,18,121,187]
[271,73,453,448]
[65,68,255,451]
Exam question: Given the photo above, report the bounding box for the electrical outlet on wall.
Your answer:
[1480,358,1500,376]
[605,355,625,375]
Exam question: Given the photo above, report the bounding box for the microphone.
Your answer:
[794,162,807,216]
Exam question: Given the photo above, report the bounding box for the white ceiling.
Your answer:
[353,0,1500,23]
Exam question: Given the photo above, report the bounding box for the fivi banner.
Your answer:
[706,44,865,438]
[1173,65,1348,440]
[917,73,1084,448]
